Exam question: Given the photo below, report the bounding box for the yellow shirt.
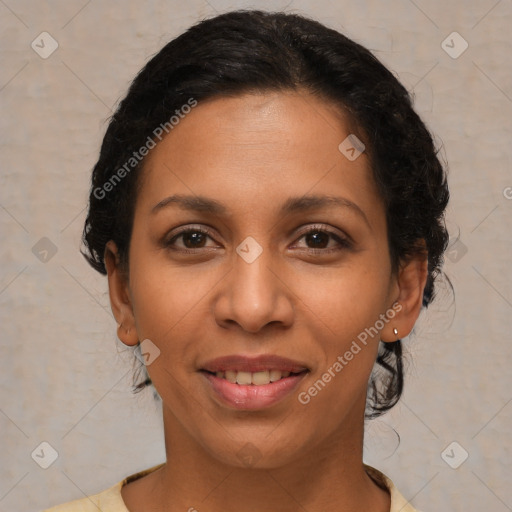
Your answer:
[43,463,421,511]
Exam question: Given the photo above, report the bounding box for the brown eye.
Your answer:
[179,231,208,249]
[293,225,352,254]
[164,226,218,252]
[304,231,330,248]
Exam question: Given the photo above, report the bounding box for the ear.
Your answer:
[380,242,428,343]
[104,240,139,346]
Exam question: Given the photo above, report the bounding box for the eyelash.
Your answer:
[164,224,352,255]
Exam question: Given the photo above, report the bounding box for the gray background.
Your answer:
[1,1,511,511]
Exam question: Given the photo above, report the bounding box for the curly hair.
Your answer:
[81,9,450,420]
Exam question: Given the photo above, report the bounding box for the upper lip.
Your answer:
[200,355,309,373]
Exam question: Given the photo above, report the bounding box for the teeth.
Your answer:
[236,371,252,385]
[252,371,270,385]
[213,370,293,385]
[269,369,281,382]
[225,370,237,384]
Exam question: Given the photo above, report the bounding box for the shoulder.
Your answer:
[42,463,165,512]
[364,464,423,512]
[42,482,124,511]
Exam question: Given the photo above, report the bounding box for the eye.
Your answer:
[292,224,352,254]
[163,223,352,255]
[164,225,219,253]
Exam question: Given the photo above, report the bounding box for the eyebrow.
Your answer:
[151,193,370,227]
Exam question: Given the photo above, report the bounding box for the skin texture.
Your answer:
[105,90,428,512]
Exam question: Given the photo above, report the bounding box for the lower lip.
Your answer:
[201,371,307,410]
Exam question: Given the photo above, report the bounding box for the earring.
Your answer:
[393,328,398,338]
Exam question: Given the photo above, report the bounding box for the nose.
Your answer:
[212,243,295,334]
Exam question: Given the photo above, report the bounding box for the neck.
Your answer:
[147,404,390,512]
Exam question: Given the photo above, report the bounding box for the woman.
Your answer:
[45,9,449,512]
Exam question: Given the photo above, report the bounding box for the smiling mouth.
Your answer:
[201,369,308,385]
[200,368,309,410]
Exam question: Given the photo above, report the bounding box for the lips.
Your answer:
[199,354,310,410]
[200,354,309,374]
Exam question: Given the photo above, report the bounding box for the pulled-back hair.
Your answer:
[81,10,450,419]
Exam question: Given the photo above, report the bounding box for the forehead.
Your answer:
[137,90,384,227]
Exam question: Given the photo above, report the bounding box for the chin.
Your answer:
[202,432,310,470]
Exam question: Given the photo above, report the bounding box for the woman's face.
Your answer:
[108,90,415,468]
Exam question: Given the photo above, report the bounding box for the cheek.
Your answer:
[128,249,218,336]
[291,260,389,342]
[293,269,386,418]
